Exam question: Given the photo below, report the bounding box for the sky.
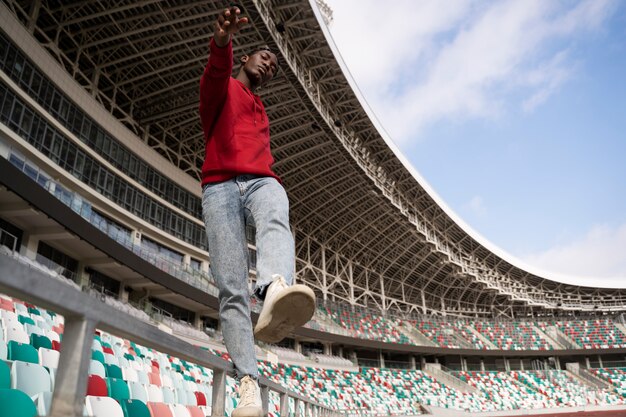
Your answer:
[322,0,626,285]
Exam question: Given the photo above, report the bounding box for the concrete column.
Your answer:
[379,352,385,368]
[480,359,485,371]
[75,261,89,288]
[409,356,416,370]
[49,317,96,417]
[118,282,129,302]
[211,370,226,417]
[183,254,191,268]
[294,338,302,354]
[20,231,40,259]
[323,342,332,356]
[194,313,203,330]
[261,386,269,417]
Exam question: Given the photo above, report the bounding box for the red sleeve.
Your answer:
[199,38,233,140]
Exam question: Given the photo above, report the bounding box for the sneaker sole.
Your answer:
[232,405,264,417]
[254,285,315,343]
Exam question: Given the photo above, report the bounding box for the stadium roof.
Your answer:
[5,0,625,316]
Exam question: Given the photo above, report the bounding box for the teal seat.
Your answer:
[17,315,35,326]
[105,364,123,379]
[7,342,38,364]
[107,377,130,401]
[92,350,105,364]
[0,388,37,417]
[30,334,52,350]
[124,353,135,361]
[120,399,151,417]
[0,361,9,389]
[27,308,40,316]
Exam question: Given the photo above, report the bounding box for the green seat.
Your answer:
[92,350,105,364]
[30,334,52,350]
[120,399,151,417]
[105,364,123,379]
[0,389,37,417]
[17,316,35,326]
[27,308,40,316]
[7,342,38,364]
[0,361,9,389]
[124,353,135,361]
[107,377,130,401]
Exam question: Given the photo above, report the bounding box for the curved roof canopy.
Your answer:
[6,0,625,316]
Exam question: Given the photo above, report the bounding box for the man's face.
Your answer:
[242,50,278,87]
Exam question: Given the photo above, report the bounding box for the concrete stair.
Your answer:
[565,363,612,390]
[546,325,581,349]
[531,323,563,349]
[464,324,497,349]
[423,363,477,394]
[398,321,438,346]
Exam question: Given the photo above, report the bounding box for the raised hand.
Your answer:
[214,6,249,47]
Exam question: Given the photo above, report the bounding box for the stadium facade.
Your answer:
[1,1,626,416]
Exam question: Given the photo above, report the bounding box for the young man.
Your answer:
[199,6,316,417]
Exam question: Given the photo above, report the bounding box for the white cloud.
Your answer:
[465,195,486,217]
[325,0,617,142]
[522,223,626,281]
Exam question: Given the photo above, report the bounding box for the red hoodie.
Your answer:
[199,38,280,186]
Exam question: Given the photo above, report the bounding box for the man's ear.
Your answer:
[240,55,249,64]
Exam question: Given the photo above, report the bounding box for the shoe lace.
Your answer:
[239,377,258,407]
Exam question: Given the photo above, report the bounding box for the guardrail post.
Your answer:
[294,398,301,417]
[280,392,289,417]
[261,385,270,416]
[305,402,311,417]
[49,316,96,417]
[211,369,226,417]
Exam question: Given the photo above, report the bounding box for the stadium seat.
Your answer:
[7,341,38,364]
[194,391,207,406]
[128,381,149,403]
[30,333,52,350]
[147,384,164,402]
[89,359,106,378]
[187,406,205,417]
[106,364,124,379]
[162,386,176,404]
[92,349,105,364]
[0,360,9,389]
[107,377,131,401]
[87,375,108,397]
[0,334,7,360]
[0,388,37,417]
[10,361,51,397]
[170,403,192,417]
[86,395,124,417]
[6,326,29,344]
[32,391,53,416]
[120,399,151,417]
[147,402,174,417]
[39,347,60,369]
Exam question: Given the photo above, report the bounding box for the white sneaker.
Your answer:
[254,275,316,343]
[232,376,263,417]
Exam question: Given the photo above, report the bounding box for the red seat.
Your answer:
[52,340,61,351]
[187,406,205,417]
[194,391,206,406]
[147,402,173,417]
[87,375,108,397]
[148,372,162,387]
[103,347,114,355]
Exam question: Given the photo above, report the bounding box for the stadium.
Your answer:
[0,0,625,416]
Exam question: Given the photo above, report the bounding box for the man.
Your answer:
[199,5,316,417]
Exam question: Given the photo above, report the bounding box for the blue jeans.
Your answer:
[201,175,295,378]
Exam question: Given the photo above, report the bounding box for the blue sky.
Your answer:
[323,0,626,283]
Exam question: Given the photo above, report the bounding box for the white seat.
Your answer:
[128,381,148,403]
[103,353,119,366]
[123,366,138,383]
[147,384,164,402]
[169,404,192,417]
[88,360,106,378]
[11,360,51,397]
[33,391,53,416]
[85,395,124,417]
[6,326,29,344]
[39,347,60,369]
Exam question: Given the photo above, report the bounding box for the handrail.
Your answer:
[0,254,337,417]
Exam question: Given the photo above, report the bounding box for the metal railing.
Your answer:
[0,254,338,417]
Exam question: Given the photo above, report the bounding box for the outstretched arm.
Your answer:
[199,6,249,135]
